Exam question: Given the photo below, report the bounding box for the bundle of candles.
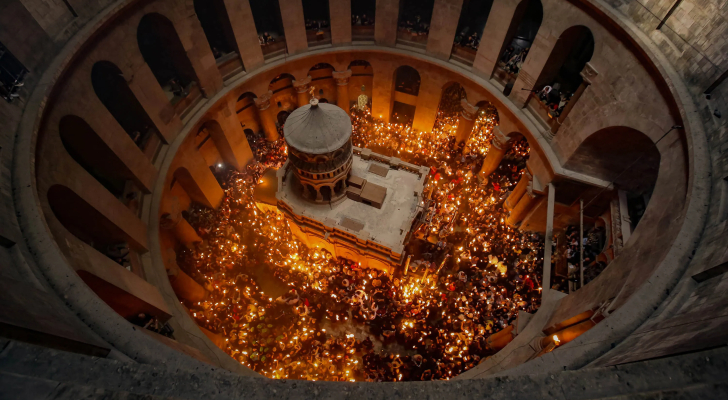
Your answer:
[177,104,542,381]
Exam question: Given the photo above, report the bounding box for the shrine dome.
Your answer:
[283,99,352,154]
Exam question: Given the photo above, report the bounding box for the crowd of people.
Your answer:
[537,83,573,118]
[173,100,545,381]
[499,46,530,75]
[398,15,430,36]
[305,19,330,32]
[352,14,374,26]
[454,30,480,50]
[258,32,276,46]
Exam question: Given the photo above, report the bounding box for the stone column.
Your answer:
[127,64,182,143]
[255,91,279,142]
[455,98,479,143]
[333,69,353,113]
[472,0,520,78]
[278,0,308,54]
[504,170,532,210]
[426,0,464,60]
[329,0,352,45]
[223,0,265,71]
[412,77,444,132]
[212,101,255,169]
[508,31,557,108]
[506,183,537,226]
[293,76,313,107]
[175,147,225,209]
[371,61,396,122]
[542,183,555,290]
[375,0,400,47]
[547,62,598,138]
[478,127,512,180]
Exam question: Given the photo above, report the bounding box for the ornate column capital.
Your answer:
[492,127,512,150]
[293,75,313,93]
[254,90,273,110]
[460,98,479,121]
[579,62,598,85]
[332,69,353,86]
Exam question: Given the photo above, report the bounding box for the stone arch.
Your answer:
[320,185,333,202]
[47,184,142,252]
[534,25,594,94]
[277,110,290,126]
[391,65,421,124]
[437,82,468,117]
[91,61,159,149]
[308,63,336,101]
[193,0,238,58]
[563,126,660,196]
[269,73,296,91]
[236,92,257,112]
[453,0,495,51]
[137,13,199,92]
[59,115,135,198]
[173,167,214,208]
[494,0,543,80]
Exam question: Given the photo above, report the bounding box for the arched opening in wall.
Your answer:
[236,92,260,134]
[137,13,199,103]
[59,115,136,199]
[434,82,467,140]
[173,167,214,208]
[450,0,494,66]
[270,73,297,116]
[529,25,594,120]
[306,184,317,200]
[47,184,142,264]
[320,185,332,202]
[195,122,224,171]
[249,0,286,60]
[397,0,435,49]
[563,126,659,235]
[309,63,335,102]
[348,60,373,109]
[193,0,237,59]
[461,100,501,156]
[91,61,160,153]
[193,0,244,78]
[351,0,375,41]
[493,0,543,95]
[303,0,331,46]
[391,65,420,125]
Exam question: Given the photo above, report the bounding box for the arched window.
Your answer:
[535,26,594,95]
[351,0,375,41]
[249,0,286,59]
[193,0,238,58]
[59,115,134,198]
[493,0,543,93]
[91,61,157,149]
[137,13,198,97]
[348,60,373,107]
[397,0,435,48]
[302,0,331,46]
[450,0,494,65]
[391,66,421,124]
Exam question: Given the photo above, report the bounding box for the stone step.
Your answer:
[0,339,726,399]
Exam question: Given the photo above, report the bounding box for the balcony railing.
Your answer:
[450,44,477,66]
[352,25,375,41]
[261,38,287,60]
[306,28,332,46]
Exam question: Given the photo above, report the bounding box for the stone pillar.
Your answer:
[333,69,353,113]
[478,127,512,180]
[472,0,520,78]
[278,0,308,54]
[455,98,479,143]
[506,183,537,226]
[175,147,225,209]
[255,91,279,142]
[551,62,598,136]
[371,61,396,122]
[161,215,202,249]
[127,64,182,143]
[505,170,532,210]
[223,0,265,71]
[426,0,464,60]
[508,32,557,108]
[542,183,555,290]
[329,0,352,45]
[211,101,255,169]
[412,78,444,132]
[293,76,313,107]
[375,0,400,47]
[183,13,224,97]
